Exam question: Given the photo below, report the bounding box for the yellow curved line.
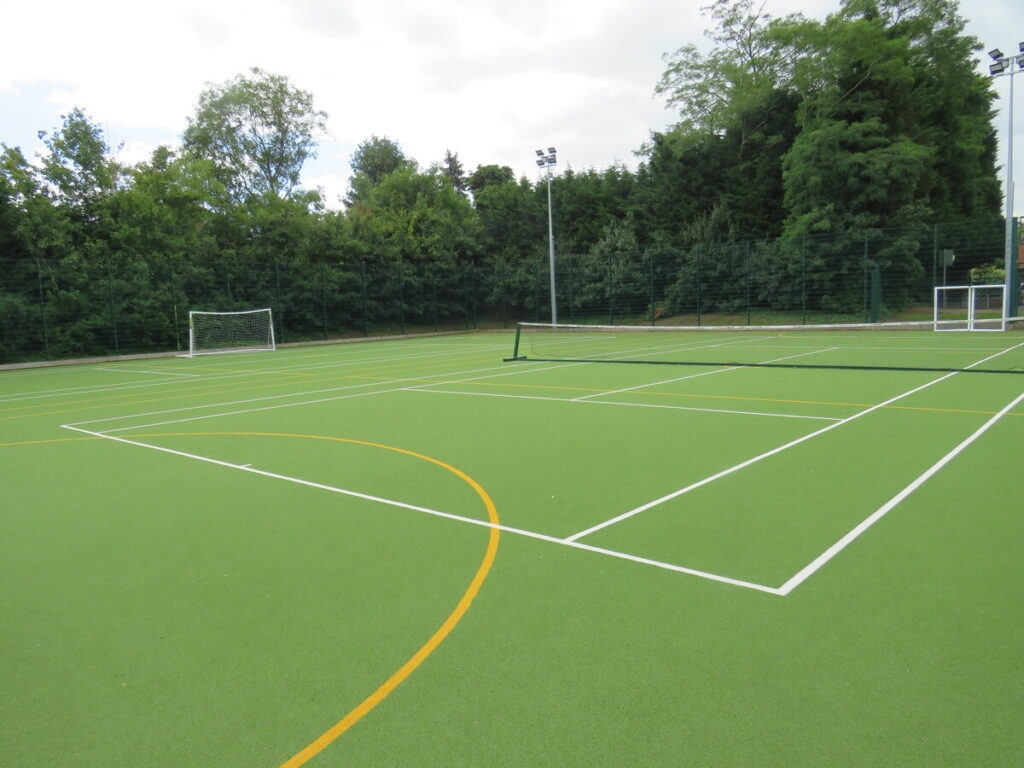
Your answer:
[126,432,499,767]
[2,430,500,766]
[0,436,98,447]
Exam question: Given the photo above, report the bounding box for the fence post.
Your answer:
[319,262,328,339]
[398,259,406,335]
[273,260,284,343]
[500,259,508,329]
[801,236,807,325]
[696,246,702,326]
[432,267,439,332]
[360,260,369,337]
[106,261,120,355]
[745,240,752,325]
[608,251,614,325]
[36,259,50,360]
[863,233,870,323]
[567,252,575,324]
[170,267,181,352]
[870,264,881,323]
[648,248,655,325]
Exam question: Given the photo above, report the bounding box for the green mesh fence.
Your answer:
[1,218,1017,364]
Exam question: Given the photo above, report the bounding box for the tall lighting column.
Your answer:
[536,147,558,324]
[988,43,1023,317]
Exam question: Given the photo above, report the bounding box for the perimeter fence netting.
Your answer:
[1,218,1018,364]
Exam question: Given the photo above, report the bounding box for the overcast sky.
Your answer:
[0,0,1020,214]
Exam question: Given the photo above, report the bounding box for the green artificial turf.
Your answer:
[1,333,1020,766]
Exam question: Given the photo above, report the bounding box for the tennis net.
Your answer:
[505,319,1024,374]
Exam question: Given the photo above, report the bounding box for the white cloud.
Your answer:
[0,0,1019,213]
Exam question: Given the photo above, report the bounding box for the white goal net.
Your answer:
[933,284,1007,331]
[186,308,276,357]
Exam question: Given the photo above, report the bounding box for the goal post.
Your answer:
[933,284,1007,331]
[185,308,276,357]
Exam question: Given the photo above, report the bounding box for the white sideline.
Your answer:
[776,387,1024,595]
[565,340,1024,543]
[92,367,200,377]
[60,424,782,595]
[571,346,840,401]
[405,388,842,422]
[66,358,588,433]
[0,340,510,402]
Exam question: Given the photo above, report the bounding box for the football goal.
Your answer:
[933,284,1007,331]
[185,308,276,357]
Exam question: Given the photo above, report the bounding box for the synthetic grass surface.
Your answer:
[1,333,1021,766]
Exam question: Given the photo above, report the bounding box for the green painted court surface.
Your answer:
[2,332,1021,766]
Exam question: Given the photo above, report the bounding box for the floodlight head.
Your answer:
[990,60,1008,75]
[536,159,545,167]
[535,149,545,156]
[547,147,556,155]
[989,48,1004,60]
[1019,41,1024,53]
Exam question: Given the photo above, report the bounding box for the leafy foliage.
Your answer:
[183,68,326,203]
[0,3,1011,364]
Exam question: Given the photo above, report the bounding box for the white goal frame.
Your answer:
[933,284,1007,331]
[185,308,277,357]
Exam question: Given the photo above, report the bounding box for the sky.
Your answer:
[0,0,1020,214]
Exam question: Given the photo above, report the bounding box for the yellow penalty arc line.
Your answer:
[2,431,500,767]
[156,433,500,768]
[131,432,501,767]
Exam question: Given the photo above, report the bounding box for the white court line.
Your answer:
[571,347,840,402]
[567,333,768,364]
[565,340,1024,543]
[59,424,781,595]
[405,388,842,422]
[776,387,1024,595]
[92,367,200,377]
[0,339,512,402]
[67,358,587,433]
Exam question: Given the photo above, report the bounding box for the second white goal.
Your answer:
[186,308,276,357]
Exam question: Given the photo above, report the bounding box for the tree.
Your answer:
[346,135,416,206]
[439,150,467,195]
[779,0,998,231]
[782,118,934,234]
[38,108,119,216]
[182,67,327,203]
[467,164,515,196]
[656,0,806,147]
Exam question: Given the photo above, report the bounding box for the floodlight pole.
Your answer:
[536,148,558,324]
[989,44,1022,317]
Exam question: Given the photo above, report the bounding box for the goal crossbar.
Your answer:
[933,284,1007,331]
[185,308,276,357]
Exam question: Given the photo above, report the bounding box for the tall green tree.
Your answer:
[182,68,327,203]
[346,135,416,207]
[38,108,119,218]
[0,141,74,328]
[656,0,805,150]
[779,0,999,231]
[439,150,467,195]
[467,164,515,196]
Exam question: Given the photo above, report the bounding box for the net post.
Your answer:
[504,323,524,361]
